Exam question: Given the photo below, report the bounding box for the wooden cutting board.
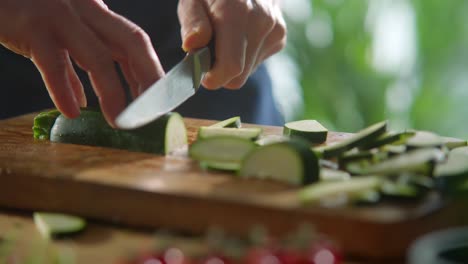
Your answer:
[0,112,466,260]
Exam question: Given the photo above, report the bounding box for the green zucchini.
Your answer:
[33,109,61,140]
[380,179,423,200]
[239,140,319,186]
[312,121,387,159]
[210,116,242,128]
[189,136,256,171]
[255,135,289,146]
[34,212,86,239]
[346,148,445,176]
[359,131,415,150]
[441,136,467,150]
[300,176,382,204]
[320,168,351,181]
[197,127,262,141]
[283,120,328,144]
[434,146,468,194]
[406,131,444,149]
[40,109,187,155]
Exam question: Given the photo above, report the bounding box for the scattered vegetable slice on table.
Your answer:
[34,212,86,239]
[283,119,328,144]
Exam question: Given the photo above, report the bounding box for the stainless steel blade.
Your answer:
[115,47,211,129]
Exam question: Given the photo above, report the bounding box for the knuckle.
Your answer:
[272,21,287,41]
[225,60,244,78]
[129,27,151,47]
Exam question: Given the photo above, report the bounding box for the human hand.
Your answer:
[0,0,164,126]
[178,0,287,90]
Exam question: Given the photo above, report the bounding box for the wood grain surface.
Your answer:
[0,112,466,260]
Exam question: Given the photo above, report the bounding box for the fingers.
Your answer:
[225,1,276,88]
[64,53,87,107]
[30,36,80,118]
[119,59,139,99]
[54,5,126,126]
[178,0,213,52]
[72,0,165,93]
[178,0,287,90]
[201,0,249,89]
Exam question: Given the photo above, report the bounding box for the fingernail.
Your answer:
[182,27,200,52]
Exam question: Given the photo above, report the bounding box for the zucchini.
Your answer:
[441,136,467,150]
[197,127,262,141]
[380,179,423,200]
[210,116,242,128]
[189,136,255,171]
[359,131,415,150]
[300,176,382,204]
[312,121,387,159]
[255,135,289,146]
[45,109,187,155]
[320,168,351,181]
[434,146,468,193]
[346,148,446,176]
[34,212,86,239]
[406,131,444,149]
[239,140,319,186]
[32,109,61,140]
[283,120,328,144]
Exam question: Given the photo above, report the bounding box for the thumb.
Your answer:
[178,0,213,52]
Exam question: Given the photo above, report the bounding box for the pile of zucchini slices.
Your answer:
[190,117,468,206]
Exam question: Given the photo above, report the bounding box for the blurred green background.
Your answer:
[269,0,468,138]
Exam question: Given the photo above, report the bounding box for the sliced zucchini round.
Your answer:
[239,140,319,185]
[347,148,446,176]
[313,120,387,159]
[34,212,86,239]
[189,136,256,171]
[210,116,242,128]
[49,109,187,155]
[197,127,262,141]
[299,176,382,204]
[283,120,328,144]
[406,131,444,149]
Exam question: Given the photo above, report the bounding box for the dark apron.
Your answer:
[0,1,283,125]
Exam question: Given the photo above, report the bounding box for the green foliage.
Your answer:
[283,0,468,138]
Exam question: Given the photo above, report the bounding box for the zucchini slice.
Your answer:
[406,131,444,149]
[442,136,467,150]
[300,176,382,204]
[189,136,255,171]
[283,120,328,144]
[34,212,86,239]
[346,148,446,176]
[197,127,262,141]
[434,147,468,193]
[359,131,415,150]
[255,135,289,146]
[48,109,187,155]
[239,140,319,186]
[210,116,242,128]
[313,121,387,159]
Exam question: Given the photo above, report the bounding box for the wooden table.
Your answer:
[0,209,395,264]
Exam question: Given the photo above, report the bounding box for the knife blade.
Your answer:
[115,46,212,129]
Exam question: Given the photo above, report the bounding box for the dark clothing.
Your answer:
[0,1,283,125]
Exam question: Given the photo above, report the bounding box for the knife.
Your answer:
[115,45,213,129]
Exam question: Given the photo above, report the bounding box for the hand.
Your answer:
[0,0,165,126]
[178,0,287,90]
